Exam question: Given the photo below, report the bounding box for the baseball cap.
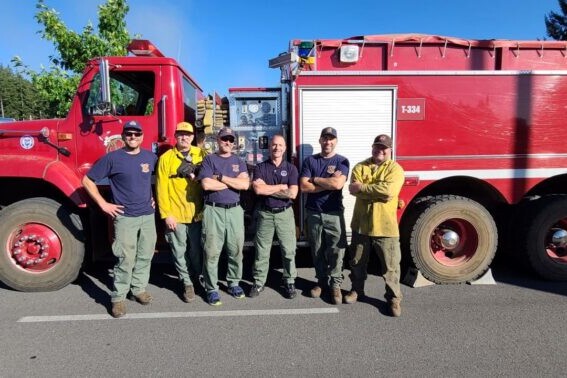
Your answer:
[218,127,235,138]
[175,122,194,133]
[320,127,337,138]
[123,120,142,132]
[373,134,392,148]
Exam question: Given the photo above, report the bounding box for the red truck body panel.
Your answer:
[290,34,567,206]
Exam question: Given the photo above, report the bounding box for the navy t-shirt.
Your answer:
[197,153,247,204]
[300,153,349,212]
[87,148,157,217]
[253,159,298,209]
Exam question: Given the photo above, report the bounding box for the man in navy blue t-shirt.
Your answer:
[250,135,299,299]
[300,127,349,305]
[82,120,157,318]
[197,127,250,306]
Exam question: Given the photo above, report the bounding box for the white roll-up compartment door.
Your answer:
[299,87,396,236]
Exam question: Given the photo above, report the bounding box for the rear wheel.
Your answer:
[0,198,85,291]
[409,195,497,284]
[518,195,567,280]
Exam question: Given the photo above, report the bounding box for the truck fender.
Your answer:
[43,160,88,207]
[0,156,87,207]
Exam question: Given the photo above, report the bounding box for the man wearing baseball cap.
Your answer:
[299,126,350,305]
[82,120,158,318]
[197,127,250,306]
[156,122,207,303]
[345,134,405,317]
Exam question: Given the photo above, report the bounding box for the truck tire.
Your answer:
[409,195,497,284]
[0,198,85,292]
[518,195,567,281]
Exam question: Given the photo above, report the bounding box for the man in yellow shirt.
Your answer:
[156,122,207,302]
[345,134,405,317]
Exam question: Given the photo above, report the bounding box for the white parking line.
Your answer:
[17,307,340,322]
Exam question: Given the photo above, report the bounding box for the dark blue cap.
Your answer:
[123,120,142,132]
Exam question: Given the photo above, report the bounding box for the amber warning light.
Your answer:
[127,40,164,57]
[404,176,419,186]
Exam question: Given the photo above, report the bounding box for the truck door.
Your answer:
[298,87,396,237]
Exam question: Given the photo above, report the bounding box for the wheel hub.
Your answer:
[430,219,479,266]
[547,228,567,260]
[434,229,460,251]
[9,223,62,272]
[551,229,567,249]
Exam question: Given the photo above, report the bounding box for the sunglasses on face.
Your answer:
[124,131,143,137]
[220,136,235,143]
[372,144,389,150]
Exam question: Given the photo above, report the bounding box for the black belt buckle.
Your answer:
[264,205,290,214]
[206,201,240,209]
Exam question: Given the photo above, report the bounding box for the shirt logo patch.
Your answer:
[327,165,336,174]
[281,170,288,177]
[141,163,150,173]
[232,164,240,173]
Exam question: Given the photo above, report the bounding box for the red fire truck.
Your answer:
[1,34,566,292]
[276,34,567,284]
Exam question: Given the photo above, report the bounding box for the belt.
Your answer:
[262,204,292,214]
[205,201,240,209]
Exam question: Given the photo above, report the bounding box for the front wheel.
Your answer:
[409,195,498,284]
[0,198,85,291]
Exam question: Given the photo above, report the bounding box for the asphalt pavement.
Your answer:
[1,252,567,377]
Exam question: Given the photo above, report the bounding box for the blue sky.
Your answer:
[0,0,560,96]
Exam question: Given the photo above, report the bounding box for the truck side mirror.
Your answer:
[97,58,112,114]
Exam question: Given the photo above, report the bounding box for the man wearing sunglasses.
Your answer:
[197,127,250,306]
[82,120,158,318]
[156,122,207,303]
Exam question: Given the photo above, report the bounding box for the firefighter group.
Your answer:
[81,120,404,319]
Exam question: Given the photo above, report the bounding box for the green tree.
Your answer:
[0,65,47,120]
[546,0,567,40]
[13,0,132,118]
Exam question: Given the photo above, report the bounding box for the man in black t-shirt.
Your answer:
[250,135,299,299]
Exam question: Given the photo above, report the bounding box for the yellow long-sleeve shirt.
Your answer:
[156,146,207,223]
[350,158,404,237]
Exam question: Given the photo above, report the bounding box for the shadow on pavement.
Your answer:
[489,252,567,297]
[73,265,111,307]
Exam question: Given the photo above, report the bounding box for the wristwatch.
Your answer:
[217,173,223,182]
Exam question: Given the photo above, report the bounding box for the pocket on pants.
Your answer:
[350,243,365,265]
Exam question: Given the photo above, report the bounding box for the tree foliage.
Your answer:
[13,0,132,118]
[546,0,567,40]
[0,65,47,120]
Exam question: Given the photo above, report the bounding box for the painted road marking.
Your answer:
[18,307,339,322]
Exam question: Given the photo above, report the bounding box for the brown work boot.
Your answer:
[390,301,402,317]
[310,285,322,298]
[132,291,153,305]
[331,287,342,305]
[344,290,358,304]
[183,285,196,303]
[111,301,126,318]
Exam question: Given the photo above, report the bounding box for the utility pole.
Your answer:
[1,96,4,117]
